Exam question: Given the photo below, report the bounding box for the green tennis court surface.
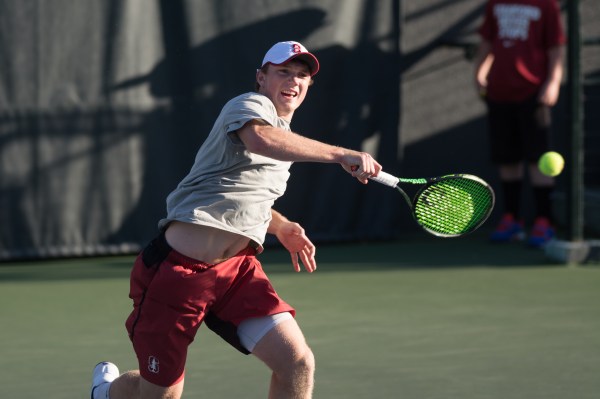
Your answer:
[1,233,599,399]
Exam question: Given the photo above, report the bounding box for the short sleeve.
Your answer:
[544,0,566,48]
[222,93,279,135]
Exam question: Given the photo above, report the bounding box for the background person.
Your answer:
[474,0,565,247]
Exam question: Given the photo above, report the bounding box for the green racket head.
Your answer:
[412,175,495,237]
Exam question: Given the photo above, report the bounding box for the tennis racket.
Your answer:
[361,169,495,237]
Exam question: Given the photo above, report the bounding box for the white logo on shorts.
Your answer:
[148,356,160,374]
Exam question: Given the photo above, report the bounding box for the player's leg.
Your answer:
[528,163,555,244]
[107,371,184,399]
[208,254,311,397]
[529,163,554,186]
[94,233,205,399]
[487,100,525,241]
[522,100,556,246]
[250,317,315,399]
[498,162,524,180]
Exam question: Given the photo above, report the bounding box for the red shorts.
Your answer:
[125,233,295,387]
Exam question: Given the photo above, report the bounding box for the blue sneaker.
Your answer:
[490,213,525,242]
[527,217,555,248]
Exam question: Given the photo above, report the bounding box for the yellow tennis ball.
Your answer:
[538,151,564,177]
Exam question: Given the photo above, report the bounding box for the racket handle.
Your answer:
[370,171,399,187]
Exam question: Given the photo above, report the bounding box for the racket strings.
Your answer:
[414,178,494,236]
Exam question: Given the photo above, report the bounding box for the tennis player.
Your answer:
[91,41,381,399]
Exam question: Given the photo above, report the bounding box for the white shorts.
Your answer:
[237,312,294,352]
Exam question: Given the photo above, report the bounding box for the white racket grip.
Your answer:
[370,171,399,187]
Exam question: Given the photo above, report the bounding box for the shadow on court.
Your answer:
[0,229,557,283]
[260,230,554,273]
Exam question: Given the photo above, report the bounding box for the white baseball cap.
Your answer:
[260,41,320,76]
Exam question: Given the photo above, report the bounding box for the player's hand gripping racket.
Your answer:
[355,168,495,237]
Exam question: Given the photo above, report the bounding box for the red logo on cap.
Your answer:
[291,43,301,54]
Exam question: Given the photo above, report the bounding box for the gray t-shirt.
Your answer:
[158,92,292,251]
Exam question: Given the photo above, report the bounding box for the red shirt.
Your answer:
[478,0,565,102]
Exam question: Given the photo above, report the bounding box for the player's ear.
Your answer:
[256,68,266,89]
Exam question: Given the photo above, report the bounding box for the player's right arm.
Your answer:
[236,119,381,183]
[473,39,493,97]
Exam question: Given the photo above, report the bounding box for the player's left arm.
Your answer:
[538,45,565,107]
[268,209,317,273]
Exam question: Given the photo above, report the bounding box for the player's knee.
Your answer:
[287,345,315,378]
[302,347,316,375]
[270,344,314,380]
[109,371,142,399]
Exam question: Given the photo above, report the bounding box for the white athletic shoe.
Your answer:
[91,361,119,399]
